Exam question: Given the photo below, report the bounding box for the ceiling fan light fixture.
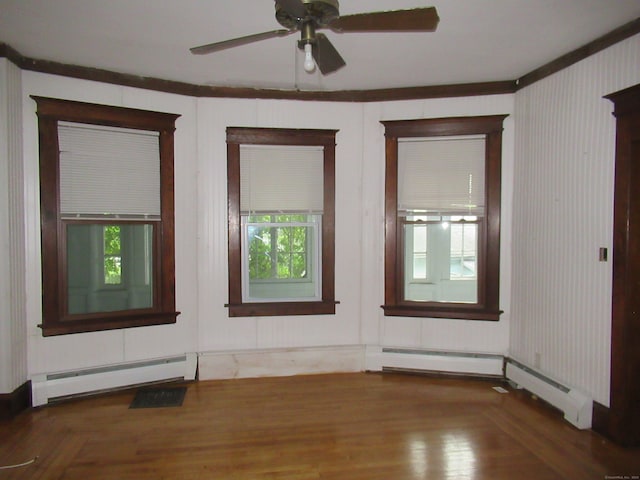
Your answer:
[303,43,316,72]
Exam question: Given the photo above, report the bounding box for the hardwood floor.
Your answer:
[1,372,639,479]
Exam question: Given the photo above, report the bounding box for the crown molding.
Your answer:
[516,17,640,90]
[0,43,515,101]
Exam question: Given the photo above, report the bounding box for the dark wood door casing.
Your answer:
[602,83,640,447]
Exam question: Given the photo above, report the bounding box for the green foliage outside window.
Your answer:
[247,215,309,281]
[104,225,122,284]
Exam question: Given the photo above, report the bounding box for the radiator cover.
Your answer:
[505,358,592,429]
[31,353,197,406]
[365,346,505,378]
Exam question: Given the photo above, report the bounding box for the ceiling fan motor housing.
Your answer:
[275,0,340,29]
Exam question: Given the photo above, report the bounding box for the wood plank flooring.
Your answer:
[1,372,639,479]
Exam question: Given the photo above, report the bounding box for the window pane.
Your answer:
[104,225,122,284]
[291,253,307,277]
[450,223,477,279]
[67,223,154,314]
[243,215,320,301]
[247,225,272,279]
[276,252,291,278]
[413,254,427,279]
[412,225,427,279]
[403,220,478,304]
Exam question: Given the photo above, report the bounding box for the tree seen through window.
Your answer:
[103,225,122,285]
[247,215,310,281]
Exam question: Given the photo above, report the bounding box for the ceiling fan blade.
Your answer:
[311,33,346,75]
[329,7,439,33]
[275,0,307,20]
[190,29,294,55]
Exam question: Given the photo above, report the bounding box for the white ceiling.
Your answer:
[1,0,639,92]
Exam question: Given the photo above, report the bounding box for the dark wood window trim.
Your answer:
[32,96,181,336]
[226,127,337,317]
[381,115,507,321]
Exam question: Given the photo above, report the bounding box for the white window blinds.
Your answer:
[240,145,324,214]
[58,121,161,219]
[398,136,485,216]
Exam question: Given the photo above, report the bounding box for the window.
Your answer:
[243,214,321,301]
[382,115,507,320]
[33,96,180,335]
[226,127,337,317]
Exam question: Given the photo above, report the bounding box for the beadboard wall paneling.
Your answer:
[0,59,27,393]
[511,34,640,406]
[0,60,11,393]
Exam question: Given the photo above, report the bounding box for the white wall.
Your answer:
[511,33,640,406]
[0,58,27,394]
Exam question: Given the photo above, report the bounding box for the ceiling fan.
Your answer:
[190,0,439,75]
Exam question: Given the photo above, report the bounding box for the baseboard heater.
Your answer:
[505,358,592,429]
[365,346,505,378]
[31,353,197,407]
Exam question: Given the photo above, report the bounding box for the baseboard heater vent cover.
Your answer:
[505,358,592,429]
[31,353,197,407]
[129,386,187,409]
[365,346,505,378]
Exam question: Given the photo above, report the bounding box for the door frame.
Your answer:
[596,83,640,447]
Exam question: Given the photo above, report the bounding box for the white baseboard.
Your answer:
[198,345,364,380]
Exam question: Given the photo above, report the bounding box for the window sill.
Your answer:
[39,311,180,336]
[381,304,502,321]
[227,301,338,317]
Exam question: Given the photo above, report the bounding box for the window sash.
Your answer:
[66,222,155,315]
[241,215,322,302]
[403,215,481,284]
